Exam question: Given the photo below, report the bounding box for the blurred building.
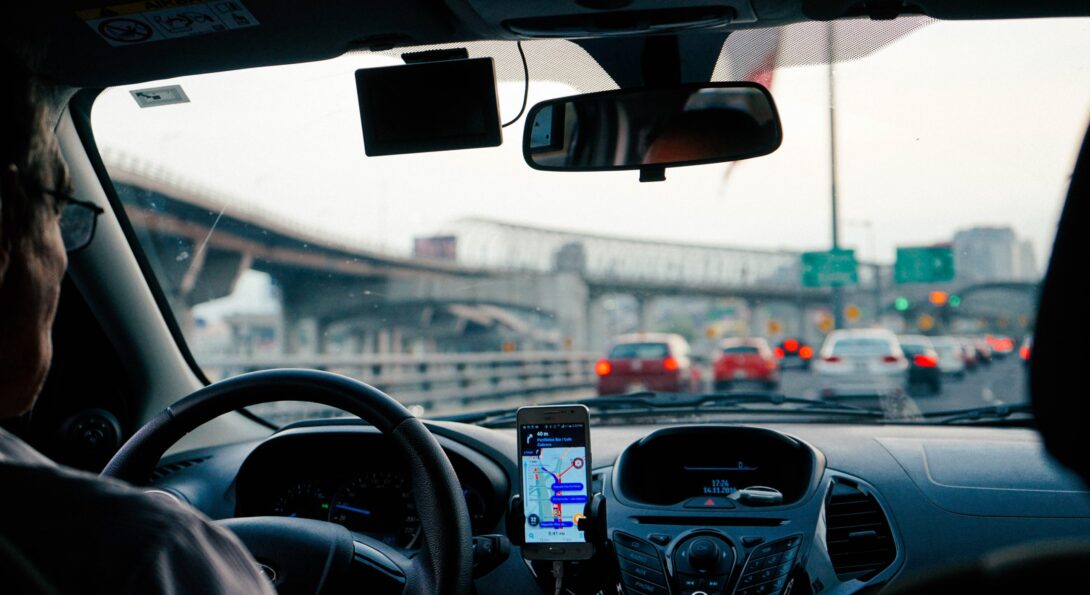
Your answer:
[952,226,1038,282]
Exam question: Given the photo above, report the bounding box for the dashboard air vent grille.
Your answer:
[825,480,895,582]
[150,455,211,483]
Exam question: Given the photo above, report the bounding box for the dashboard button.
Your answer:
[680,576,702,589]
[614,532,659,557]
[618,556,666,586]
[622,572,669,595]
[776,536,802,552]
[761,552,783,567]
[648,533,672,546]
[780,547,798,563]
[684,496,736,509]
[754,543,777,557]
[616,544,661,569]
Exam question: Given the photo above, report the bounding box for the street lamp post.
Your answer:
[827,23,844,329]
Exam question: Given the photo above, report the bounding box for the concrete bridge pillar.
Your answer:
[287,317,321,355]
[636,295,655,332]
[550,272,590,350]
[586,294,609,354]
[376,329,391,354]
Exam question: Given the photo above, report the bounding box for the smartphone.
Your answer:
[517,405,594,560]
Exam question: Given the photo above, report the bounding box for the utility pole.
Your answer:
[827,22,845,329]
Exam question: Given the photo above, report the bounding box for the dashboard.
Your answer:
[233,429,507,548]
[153,420,1090,595]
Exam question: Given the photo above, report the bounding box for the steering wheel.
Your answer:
[101,369,472,595]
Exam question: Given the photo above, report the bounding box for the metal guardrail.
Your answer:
[201,351,599,421]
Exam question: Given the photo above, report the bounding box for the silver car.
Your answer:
[930,336,968,378]
[814,329,909,398]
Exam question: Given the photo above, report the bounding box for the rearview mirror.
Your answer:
[523,83,781,181]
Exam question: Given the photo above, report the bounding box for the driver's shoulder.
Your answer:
[0,456,184,523]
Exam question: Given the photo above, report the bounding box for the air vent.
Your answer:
[824,480,896,581]
[150,456,211,483]
[591,471,605,495]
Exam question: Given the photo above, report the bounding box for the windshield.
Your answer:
[90,18,1090,426]
[723,346,760,355]
[829,338,897,357]
[610,343,671,359]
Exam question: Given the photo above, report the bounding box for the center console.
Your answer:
[607,426,824,595]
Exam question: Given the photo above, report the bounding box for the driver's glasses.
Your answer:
[45,190,104,253]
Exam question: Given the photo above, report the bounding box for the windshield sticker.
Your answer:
[130,85,190,108]
[78,0,258,47]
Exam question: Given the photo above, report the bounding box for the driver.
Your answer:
[0,50,275,594]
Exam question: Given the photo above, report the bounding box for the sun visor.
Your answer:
[355,57,503,157]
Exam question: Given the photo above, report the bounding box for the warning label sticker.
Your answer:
[79,1,259,47]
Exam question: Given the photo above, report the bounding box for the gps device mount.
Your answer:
[507,492,617,593]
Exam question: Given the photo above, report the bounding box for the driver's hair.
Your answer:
[0,47,64,278]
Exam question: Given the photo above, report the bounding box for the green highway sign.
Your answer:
[801,249,858,288]
[894,246,955,284]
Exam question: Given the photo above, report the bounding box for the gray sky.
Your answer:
[91,18,1090,268]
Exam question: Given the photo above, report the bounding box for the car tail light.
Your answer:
[785,339,799,352]
[663,357,680,372]
[881,355,902,364]
[773,347,785,359]
[823,356,841,363]
[913,354,938,368]
[799,345,813,359]
[1020,346,1031,360]
[595,360,612,376]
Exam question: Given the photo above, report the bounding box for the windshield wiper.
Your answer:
[922,403,1034,425]
[447,390,885,428]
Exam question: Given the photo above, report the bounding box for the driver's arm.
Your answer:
[125,496,277,595]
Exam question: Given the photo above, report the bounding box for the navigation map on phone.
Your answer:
[520,423,588,544]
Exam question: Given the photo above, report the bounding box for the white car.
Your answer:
[814,329,910,398]
[930,337,968,378]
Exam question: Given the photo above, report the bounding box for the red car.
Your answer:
[713,338,780,391]
[596,333,700,395]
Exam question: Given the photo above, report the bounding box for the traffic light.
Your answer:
[949,294,962,307]
[929,290,948,306]
[894,297,910,311]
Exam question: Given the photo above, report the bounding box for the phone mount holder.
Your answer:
[507,493,616,594]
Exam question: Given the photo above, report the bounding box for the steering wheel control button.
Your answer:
[683,496,736,509]
[615,531,659,557]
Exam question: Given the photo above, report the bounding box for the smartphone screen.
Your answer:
[519,420,590,546]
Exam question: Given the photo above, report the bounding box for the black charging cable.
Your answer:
[501,41,529,128]
[551,560,564,595]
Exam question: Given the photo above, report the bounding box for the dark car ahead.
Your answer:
[898,335,943,396]
[775,338,814,370]
[596,333,700,396]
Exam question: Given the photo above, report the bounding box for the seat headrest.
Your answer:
[1032,120,1090,481]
